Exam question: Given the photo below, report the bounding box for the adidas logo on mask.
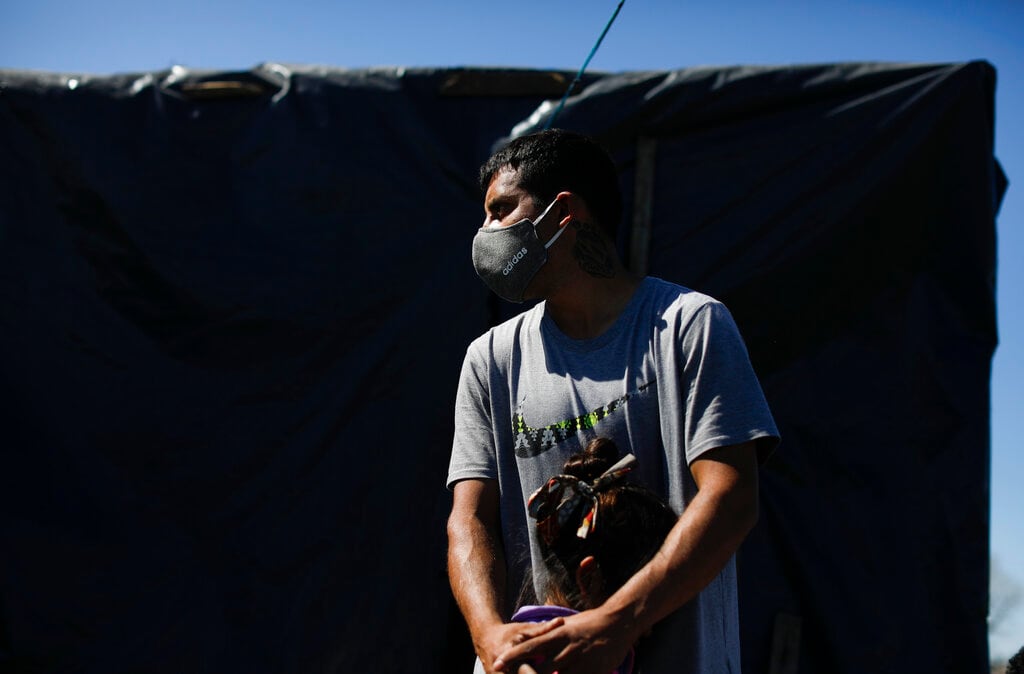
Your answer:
[503,247,529,276]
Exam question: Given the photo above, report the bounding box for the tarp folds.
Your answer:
[517,61,1003,674]
[0,61,1002,673]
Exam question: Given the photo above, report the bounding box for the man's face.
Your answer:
[483,168,544,229]
[479,167,568,301]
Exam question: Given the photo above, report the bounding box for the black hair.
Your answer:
[534,437,676,610]
[1008,644,1024,674]
[479,129,623,240]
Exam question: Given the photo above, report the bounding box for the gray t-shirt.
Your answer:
[448,276,779,674]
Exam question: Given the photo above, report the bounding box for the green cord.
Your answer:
[544,0,626,130]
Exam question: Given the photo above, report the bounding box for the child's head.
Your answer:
[527,437,677,610]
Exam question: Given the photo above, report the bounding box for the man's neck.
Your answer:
[545,270,642,341]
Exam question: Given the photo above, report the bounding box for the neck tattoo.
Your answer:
[572,220,615,279]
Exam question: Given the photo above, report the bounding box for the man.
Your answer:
[447,129,779,673]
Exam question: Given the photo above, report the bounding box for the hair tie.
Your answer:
[528,453,637,543]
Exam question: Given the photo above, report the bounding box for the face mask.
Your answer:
[471,198,567,303]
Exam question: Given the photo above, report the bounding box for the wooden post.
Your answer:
[629,136,657,276]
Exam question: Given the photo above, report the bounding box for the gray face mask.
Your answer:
[471,198,567,303]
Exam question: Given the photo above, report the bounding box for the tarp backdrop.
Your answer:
[0,61,1004,673]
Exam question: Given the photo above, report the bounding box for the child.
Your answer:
[482,437,677,674]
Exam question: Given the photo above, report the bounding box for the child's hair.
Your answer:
[529,437,677,610]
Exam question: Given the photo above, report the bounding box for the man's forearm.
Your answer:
[447,510,508,637]
[600,442,759,638]
[449,479,569,674]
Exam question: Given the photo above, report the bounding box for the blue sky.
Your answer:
[4,0,1022,660]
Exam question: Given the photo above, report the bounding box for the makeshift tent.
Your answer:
[0,61,1004,673]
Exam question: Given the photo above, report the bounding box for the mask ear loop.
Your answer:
[544,222,569,250]
[536,197,569,250]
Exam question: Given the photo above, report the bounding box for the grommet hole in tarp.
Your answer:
[178,80,271,100]
[150,65,291,139]
[158,65,289,102]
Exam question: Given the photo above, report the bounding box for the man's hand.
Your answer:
[476,619,565,674]
[493,607,635,674]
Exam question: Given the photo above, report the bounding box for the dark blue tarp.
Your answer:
[0,61,1004,673]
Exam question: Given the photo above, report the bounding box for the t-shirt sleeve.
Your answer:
[680,301,780,465]
[446,340,499,489]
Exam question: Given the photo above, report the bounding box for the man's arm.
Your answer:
[492,440,760,674]
[448,479,565,674]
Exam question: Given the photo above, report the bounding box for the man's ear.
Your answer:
[575,555,606,606]
[555,191,575,228]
